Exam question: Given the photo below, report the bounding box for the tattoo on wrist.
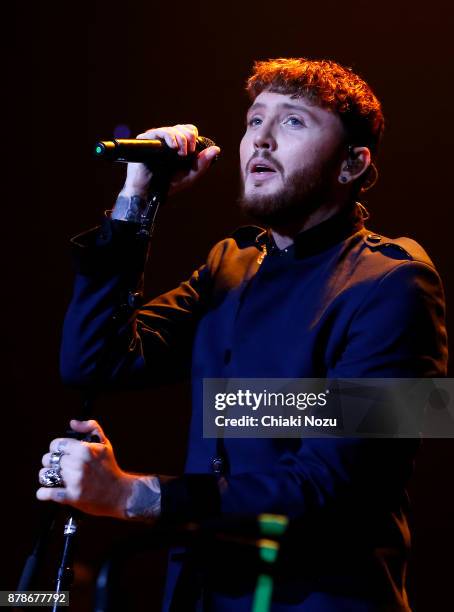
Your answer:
[112,195,148,223]
[125,476,161,522]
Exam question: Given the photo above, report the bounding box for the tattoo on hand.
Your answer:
[125,476,161,522]
[112,195,147,223]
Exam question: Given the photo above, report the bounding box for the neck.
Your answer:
[271,201,350,250]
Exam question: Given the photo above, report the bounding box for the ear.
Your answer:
[338,146,371,184]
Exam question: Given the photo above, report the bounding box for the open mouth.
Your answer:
[249,161,278,175]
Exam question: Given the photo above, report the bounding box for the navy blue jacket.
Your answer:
[61,202,447,611]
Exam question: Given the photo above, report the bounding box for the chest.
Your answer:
[192,249,362,378]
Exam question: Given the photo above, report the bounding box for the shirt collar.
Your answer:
[255,201,367,259]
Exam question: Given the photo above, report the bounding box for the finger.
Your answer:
[192,146,221,173]
[170,128,189,156]
[38,465,85,493]
[39,467,53,481]
[42,451,82,471]
[49,437,85,454]
[168,146,221,196]
[39,466,66,480]
[38,468,66,492]
[137,128,178,150]
[69,419,108,443]
[41,452,69,468]
[181,124,198,137]
[176,124,198,153]
[36,487,69,504]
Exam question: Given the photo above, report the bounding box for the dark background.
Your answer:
[4,1,453,609]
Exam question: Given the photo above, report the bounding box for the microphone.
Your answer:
[93,136,217,170]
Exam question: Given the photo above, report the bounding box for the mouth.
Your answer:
[248,159,278,185]
[248,160,278,176]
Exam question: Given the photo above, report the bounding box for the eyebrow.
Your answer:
[247,101,320,123]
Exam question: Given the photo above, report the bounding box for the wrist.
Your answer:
[123,474,161,522]
[109,472,137,520]
[111,193,148,222]
[119,185,149,199]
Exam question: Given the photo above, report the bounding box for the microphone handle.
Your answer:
[94,137,213,166]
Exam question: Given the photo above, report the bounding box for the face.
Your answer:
[239,90,347,226]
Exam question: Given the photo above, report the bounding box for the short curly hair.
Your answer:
[246,58,384,157]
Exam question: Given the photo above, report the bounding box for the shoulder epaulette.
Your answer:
[363,233,435,266]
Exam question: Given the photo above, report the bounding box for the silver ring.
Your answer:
[49,450,64,470]
[39,468,64,488]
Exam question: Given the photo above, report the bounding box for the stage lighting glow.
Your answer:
[113,124,131,138]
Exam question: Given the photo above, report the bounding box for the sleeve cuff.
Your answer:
[70,217,149,275]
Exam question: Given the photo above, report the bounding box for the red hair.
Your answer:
[246,58,384,156]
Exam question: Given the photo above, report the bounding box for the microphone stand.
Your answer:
[51,396,96,612]
[18,171,172,608]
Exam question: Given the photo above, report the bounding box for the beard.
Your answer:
[238,153,339,227]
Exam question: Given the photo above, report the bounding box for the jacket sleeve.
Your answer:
[159,260,448,522]
[60,218,213,389]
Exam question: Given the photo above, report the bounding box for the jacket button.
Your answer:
[367,233,382,243]
[211,457,224,474]
[128,291,144,309]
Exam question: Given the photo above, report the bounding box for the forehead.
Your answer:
[248,90,341,127]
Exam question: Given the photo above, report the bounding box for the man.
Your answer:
[37,58,447,610]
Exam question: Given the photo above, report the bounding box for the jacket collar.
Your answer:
[255,201,367,259]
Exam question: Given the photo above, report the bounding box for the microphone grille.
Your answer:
[196,136,217,151]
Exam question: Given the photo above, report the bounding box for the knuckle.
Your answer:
[51,438,67,451]
[183,125,197,136]
[64,468,78,484]
[54,490,67,502]
[96,444,107,458]
[66,473,80,492]
[79,446,91,461]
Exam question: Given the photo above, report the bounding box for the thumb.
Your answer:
[168,146,220,196]
[69,419,107,442]
[186,146,220,179]
[202,145,221,165]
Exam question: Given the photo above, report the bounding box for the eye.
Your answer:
[247,116,262,127]
[284,116,305,127]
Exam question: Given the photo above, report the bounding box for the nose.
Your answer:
[253,124,276,151]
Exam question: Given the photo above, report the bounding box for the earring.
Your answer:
[340,176,348,184]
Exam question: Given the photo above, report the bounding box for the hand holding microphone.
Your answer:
[101,124,220,200]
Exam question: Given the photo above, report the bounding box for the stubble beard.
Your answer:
[238,157,338,228]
